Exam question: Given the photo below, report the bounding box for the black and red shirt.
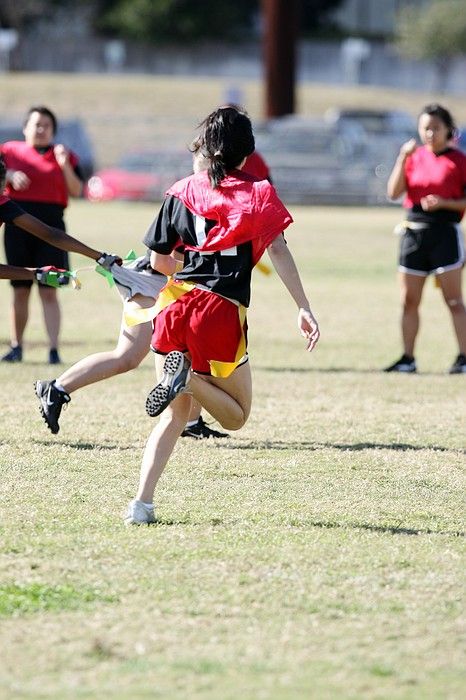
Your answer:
[144,169,292,307]
[404,146,466,223]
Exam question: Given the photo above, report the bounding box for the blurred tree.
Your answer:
[94,0,255,42]
[395,0,466,92]
[93,0,344,43]
[0,0,74,29]
[300,0,345,36]
[1,0,344,42]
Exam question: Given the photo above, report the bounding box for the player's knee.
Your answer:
[119,353,142,372]
[445,297,465,314]
[219,411,248,431]
[402,295,420,311]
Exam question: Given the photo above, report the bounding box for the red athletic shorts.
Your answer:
[151,285,248,376]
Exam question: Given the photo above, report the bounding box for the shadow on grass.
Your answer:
[32,439,135,451]
[257,366,378,374]
[31,438,463,455]
[128,516,464,538]
[0,338,116,350]
[307,519,464,538]
[257,366,451,377]
[223,440,464,454]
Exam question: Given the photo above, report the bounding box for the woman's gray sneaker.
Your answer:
[145,351,191,417]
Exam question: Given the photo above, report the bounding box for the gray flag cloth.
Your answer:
[111,258,167,301]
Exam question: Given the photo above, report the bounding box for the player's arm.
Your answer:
[387,139,417,199]
[54,144,83,197]
[150,249,183,276]
[5,169,30,191]
[144,196,184,275]
[267,233,320,352]
[11,210,117,265]
[0,264,35,281]
[420,194,466,212]
[387,139,417,200]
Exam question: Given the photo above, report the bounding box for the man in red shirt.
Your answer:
[1,106,83,364]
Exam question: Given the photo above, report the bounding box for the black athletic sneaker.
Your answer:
[146,351,191,417]
[181,416,230,440]
[1,345,22,362]
[384,354,416,373]
[448,353,466,374]
[34,380,71,434]
[48,348,61,365]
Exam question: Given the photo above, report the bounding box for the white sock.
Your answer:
[53,382,67,393]
[140,501,154,510]
[185,419,199,428]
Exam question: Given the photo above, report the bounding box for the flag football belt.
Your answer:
[134,279,247,378]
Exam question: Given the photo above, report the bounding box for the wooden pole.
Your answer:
[262,0,297,118]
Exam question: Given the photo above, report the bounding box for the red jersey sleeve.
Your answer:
[250,181,293,263]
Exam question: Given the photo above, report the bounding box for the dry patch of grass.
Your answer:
[2,73,466,167]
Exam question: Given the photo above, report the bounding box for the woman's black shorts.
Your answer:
[399,222,464,276]
[4,201,70,288]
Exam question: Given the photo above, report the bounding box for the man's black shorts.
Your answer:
[3,201,70,288]
[399,222,464,276]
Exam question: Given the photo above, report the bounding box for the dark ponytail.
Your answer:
[194,106,255,188]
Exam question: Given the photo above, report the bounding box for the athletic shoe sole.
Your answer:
[145,351,190,417]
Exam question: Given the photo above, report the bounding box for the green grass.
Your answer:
[0,583,117,617]
[0,201,464,699]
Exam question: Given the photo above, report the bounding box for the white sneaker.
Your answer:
[124,499,156,525]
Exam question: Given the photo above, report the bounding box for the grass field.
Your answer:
[0,200,464,699]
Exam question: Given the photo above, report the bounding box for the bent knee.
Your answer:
[117,355,142,372]
[219,413,249,431]
[445,297,465,313]
[220,419,245,431]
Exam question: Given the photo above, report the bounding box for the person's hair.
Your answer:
[419,103,456,139]
[192,106,255,188]
[0,155,6,189]
[24,105,58,135]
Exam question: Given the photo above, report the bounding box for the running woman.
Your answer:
[385,103,466,374]
[125,105,320,525]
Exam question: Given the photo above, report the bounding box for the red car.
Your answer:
[86,150,192,202]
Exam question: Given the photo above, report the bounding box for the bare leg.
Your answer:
[10,286,31,346]
[135,357,252,504]
[55,294,154,393]
[438,268,466,353]
[189,361,252,430]
[188,398,203,423]
[136,355,193,502]
[38,285,60,350]
[399,272,426,356]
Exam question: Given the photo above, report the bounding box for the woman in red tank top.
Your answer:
[385,103,466,375]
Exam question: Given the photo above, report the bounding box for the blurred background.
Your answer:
[1,0,466,205]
